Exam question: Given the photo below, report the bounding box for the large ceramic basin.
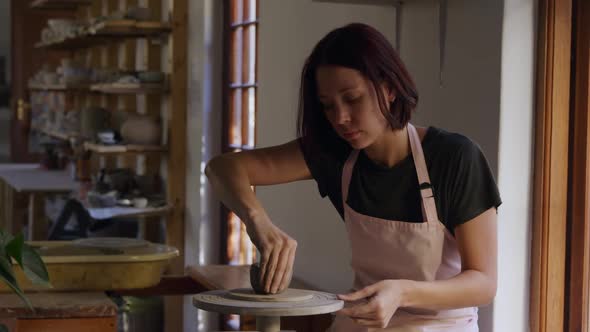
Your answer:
[0,238,179,291]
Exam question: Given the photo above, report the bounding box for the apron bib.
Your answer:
[329,124,478,332]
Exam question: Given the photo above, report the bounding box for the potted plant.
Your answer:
[0,229,50,332]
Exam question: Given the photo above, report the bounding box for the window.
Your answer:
[223,0,258,266]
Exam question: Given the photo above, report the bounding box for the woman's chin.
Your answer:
[346,138,369,150]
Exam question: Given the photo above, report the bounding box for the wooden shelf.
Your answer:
[33,127,77,141]
[30,0,92,10]
[35,20,171,50]
[28,82,90,91]
[84,142,166,154]
[89,20,172,37]
[86,205,172,220]
[90,82,168,94]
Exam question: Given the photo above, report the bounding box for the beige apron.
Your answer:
[329,124,478,332]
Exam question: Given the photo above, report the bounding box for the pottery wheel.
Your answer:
[226,288,313,302]
[193,288,343,317]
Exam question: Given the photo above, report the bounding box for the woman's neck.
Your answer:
[364,126,410,168]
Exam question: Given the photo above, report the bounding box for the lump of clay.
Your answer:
[249,263,287,294]
[250,263,269,294]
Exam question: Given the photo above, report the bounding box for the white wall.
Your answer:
[495,0,536,331]
[402,1,504,330]
[257,0,397,294]
[0,0,9,83]
[256,1,535,332]
[186,0,223,331]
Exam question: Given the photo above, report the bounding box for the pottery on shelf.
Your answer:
[120,114,161,145]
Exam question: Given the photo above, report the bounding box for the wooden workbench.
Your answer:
[0,292,117,332]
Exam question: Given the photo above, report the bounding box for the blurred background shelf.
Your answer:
[30,0,92,10]
[84,142,166,154]
[31,126,77,141]
[28,82,90,91]
[89,82,168,94]
[35,20,171,50]
[86,205,172,220]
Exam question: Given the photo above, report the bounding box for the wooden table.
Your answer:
[0,292,117,332]
[187,265,335,332]
[0,165,79,240]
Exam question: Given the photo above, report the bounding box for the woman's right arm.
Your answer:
[204,139,312,294]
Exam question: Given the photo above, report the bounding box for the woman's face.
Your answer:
[316,65,393,149]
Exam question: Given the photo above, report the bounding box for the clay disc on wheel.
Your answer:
[226,288,314,302]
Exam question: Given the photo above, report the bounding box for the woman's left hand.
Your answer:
[337,280,408,328]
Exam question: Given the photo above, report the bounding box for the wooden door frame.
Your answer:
[531,0,590,331]
[566,0,590,331]
[530,0,572,331]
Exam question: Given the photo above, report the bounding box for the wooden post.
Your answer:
[529,0,572,331]
[141,0,163,244]
[164,0,188,331]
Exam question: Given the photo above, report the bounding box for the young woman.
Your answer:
[206,23,501,331]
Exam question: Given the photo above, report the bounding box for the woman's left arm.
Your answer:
[401,206,497,309]
[338,207,497,327]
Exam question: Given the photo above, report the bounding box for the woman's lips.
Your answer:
[342,131,361,140]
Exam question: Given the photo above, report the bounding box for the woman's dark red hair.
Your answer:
[297,23,418,156]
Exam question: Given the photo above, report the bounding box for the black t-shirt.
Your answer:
[299,126,502,234]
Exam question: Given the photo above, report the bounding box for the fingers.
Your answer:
[263,246,280,293]
[258,250,270,287]
[337,289,395,329]
[269,245,289,293]
[278,241,297,291]
[338,284,376,301]
[338,297,377,318]
[267,238,297,293]
[260,239,297,294]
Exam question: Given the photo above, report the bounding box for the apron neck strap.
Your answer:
[342,150,360,206]
[408,123,439,223]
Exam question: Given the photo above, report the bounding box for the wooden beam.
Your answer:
[142,0,163,244]
[164,0,188,331]
[530,0,573,331]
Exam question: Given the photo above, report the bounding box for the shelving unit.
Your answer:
[27,1,188,331]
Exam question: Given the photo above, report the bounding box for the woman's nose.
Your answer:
[332,105,351,125]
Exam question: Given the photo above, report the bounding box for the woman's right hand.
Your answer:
[248,215,298,294]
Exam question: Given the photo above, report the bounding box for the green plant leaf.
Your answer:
[0,252,33,311]
[0,229,13,248]
[5,233,24,266]
[21,244,50,287]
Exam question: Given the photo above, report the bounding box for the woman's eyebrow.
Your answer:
[318,86,359,99]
